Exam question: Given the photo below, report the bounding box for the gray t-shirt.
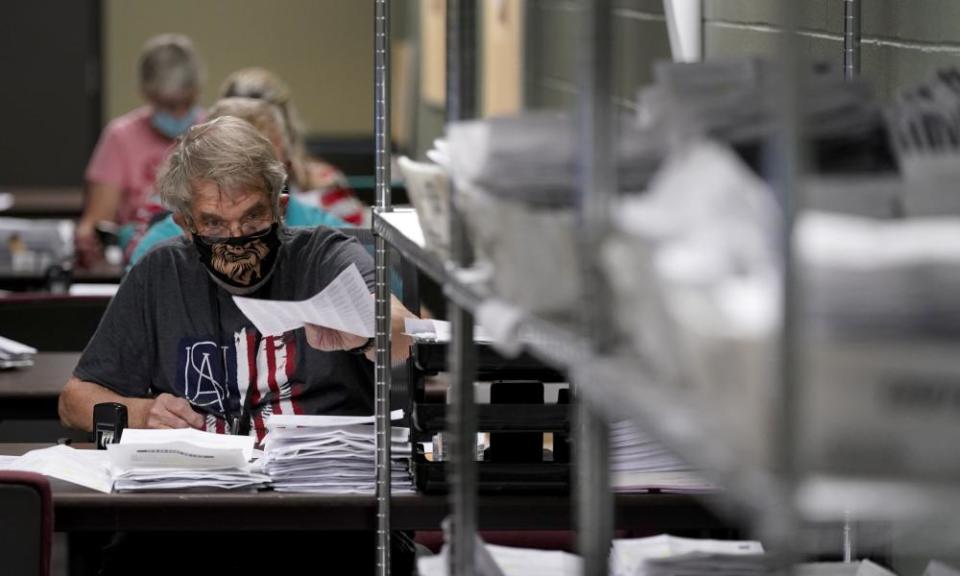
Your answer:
[74,227,376,441]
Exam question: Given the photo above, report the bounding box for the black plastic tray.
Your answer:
[412,453,571,495]
[411,342,566,382]
[410,403,570,434]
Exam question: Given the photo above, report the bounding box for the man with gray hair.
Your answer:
[60,115,416,574]
[62,116,412,441]
[77,33,205,266]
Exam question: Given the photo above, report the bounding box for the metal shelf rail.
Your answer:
[372,0,393,575]
[445,1,480,575]
[575,1,616,574]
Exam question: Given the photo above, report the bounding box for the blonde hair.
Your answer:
[155,116,287,218]
[219,67,308,186]
[207,97,291,160]
[139,34,203,100]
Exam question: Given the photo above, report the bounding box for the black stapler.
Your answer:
[93,402,128,449]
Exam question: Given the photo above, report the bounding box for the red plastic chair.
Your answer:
[0,471,53,576]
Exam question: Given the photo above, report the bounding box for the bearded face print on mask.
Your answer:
[192,223,282,294]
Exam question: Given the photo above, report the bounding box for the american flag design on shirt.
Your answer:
[176,328,301,442]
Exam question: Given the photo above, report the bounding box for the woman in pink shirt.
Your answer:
[77,34,204,267]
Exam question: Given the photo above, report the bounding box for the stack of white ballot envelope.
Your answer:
[610,421,713,493]
[108,428,269,492]
[611,535,767,576]
[261,410,414,494]
[0,335,37,368]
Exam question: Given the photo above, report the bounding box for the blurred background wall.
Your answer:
[5,0,960,188]
[104,0,374,136]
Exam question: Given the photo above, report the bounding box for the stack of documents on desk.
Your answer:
[108,428,268,492]
[261,410,414,494]
[612,535,766,576]
[610,421,713,493]
[0,444,113,493]
[0,335,37,368]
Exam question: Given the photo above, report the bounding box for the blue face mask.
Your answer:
[151,107,198,139]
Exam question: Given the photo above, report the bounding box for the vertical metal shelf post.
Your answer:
[446,1,479,575]
[576,1,615,575]
[843,0,861,80]
[373,0,393,574]
[841,7,861,557]
[765,0,803,565]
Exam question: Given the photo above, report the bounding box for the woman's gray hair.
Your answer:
[207,97,291,160]
[139,34,204,100]
[155,116,287,218]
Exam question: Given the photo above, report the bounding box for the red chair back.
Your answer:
[0,471,53,576]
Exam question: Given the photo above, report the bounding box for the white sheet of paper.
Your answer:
[5,445,113,493]
[232,264,374,337]
[68,283,120,297]
[611,535,764,576]
[266,409,404,429]
[107,441,249,474]
[120,428,256,462]
[403,318,494,343]
[0,334,38,355]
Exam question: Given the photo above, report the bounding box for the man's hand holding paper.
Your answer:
[234,263,416,361]
[233,263,375,339]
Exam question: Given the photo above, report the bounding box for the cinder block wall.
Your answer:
[411,1,960,157]
[705,0,960,99]
[527,0,672,114]
[529,1,960,109]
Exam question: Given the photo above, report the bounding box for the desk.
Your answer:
[0,443,729,533]
[0,354,79,442]
[0,263,124,292]
[1,187,84,218]
[0,352,76,416]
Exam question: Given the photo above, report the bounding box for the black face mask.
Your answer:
[192,223,282,295]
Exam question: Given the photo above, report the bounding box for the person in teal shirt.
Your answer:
[129,96,350,266]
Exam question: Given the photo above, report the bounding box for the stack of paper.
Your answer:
[650,59,888,175]
[885,67,960,216]
[886,66,960,160]
[611,535,766,576]
[798,212,960,338]
[446,112,661,207]
[261,410,414,494]
[397,155,452,257]
[0,335,37,368]
[610,421,713,493]
[108,428,268,492]
[0,444,113,493]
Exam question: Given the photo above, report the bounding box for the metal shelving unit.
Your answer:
[367,0,960,572]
